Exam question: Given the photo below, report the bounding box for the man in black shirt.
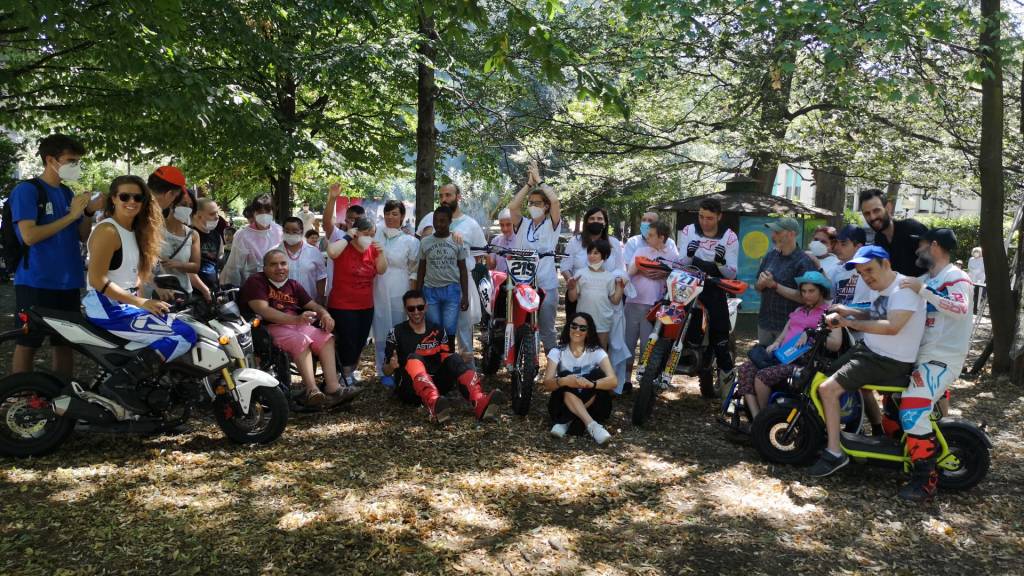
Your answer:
[384,289,505,423]
[859,188,928,277]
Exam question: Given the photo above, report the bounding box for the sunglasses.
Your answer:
[117,193,145,203]
[406,304,426,312]
[569,323,589,332]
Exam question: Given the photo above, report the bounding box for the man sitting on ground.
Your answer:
[383,290,505,423]
[241,249,359,408]
[808,245,927,478]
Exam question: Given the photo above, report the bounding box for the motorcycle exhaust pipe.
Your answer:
[52,395,116,424]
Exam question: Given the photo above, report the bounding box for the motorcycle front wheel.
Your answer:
[479,315,504,376]
[0,372,74,457]
[633,339,671,427]
[936,422,990,491]
[751,404,824,465]
[214,386,288,445]
[509,325,536,416]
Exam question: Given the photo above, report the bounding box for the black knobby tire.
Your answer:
[214,385,289,445]
[633,339,671,426]
[751,404,825,465]
[509,326,536,416]
[936,423,991,491]
[0,373,74,457]
[479,317,503,376]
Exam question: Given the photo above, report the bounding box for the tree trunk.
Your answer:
[885,181,901,216]
[747,30,798,195]
[979,0,1012,375]
[813,166,846,227]
[414,4,437,227]
[270,170,291,222]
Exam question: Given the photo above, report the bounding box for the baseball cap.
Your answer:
[911,228,958,252]
[152,166,187,193]
[844,245,890,270]
[764,217,801,233]
[794,271,833,298]
[836,224,867,245]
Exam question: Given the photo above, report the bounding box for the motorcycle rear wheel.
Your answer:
[936,423,990,491]
[751,404,824,465]
[633,339,671,426]
[479,316,503,376]
[214,386,288,445]
[509,326,536,416]
[0,373,74,457]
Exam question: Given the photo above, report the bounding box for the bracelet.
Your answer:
[100,280,111,295]
[343,234,352,242]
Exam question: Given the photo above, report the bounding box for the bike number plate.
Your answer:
[508,255,538,285]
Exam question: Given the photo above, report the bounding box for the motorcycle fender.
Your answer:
[231,368,279,415]
[937,417,993,448]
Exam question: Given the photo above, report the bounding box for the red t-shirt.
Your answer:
[240,273,311,323]
[328,243,380,310]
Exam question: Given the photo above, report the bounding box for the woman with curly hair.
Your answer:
[83,175,197,411]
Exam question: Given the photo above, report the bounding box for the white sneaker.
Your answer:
[587,421,611,445]
[550,422,569,438]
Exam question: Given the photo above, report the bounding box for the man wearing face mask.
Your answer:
[193,198,225,291]
[220,195,283,287]
[10,134,104,376]
[507,162,562,352]
[280,216,327,303]
[296,202,315,233]
[623,211,677,267]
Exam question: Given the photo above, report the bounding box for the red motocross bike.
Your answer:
[631,258,747,426]
[474,245,562,415]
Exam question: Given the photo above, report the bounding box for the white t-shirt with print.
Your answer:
[574,267,618,332]
[547,345,609,378]
[862,273,927,363]
[514,215,560,290]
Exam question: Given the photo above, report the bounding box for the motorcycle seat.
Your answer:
[31,306,132,347]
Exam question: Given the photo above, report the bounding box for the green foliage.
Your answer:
[918,215,983,265]
[0,134,20,193]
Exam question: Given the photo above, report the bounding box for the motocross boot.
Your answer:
[898,458,939,502]
[411,371,450,423]
[458,370,506,421]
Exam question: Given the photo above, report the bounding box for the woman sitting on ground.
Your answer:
[541,312,618,445]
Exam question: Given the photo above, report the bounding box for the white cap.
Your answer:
[498,208,512,221]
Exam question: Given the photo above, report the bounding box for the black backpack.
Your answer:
[1,178,72,272]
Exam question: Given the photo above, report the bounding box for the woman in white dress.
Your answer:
[373,200,420,388]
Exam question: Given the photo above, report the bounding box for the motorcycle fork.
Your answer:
[663,307,695,378]
[781,396,813,444]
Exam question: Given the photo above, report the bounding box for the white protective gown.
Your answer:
[371,228,420,374]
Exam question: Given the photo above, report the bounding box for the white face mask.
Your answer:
[57,162,82,181]
[588,260,604,271]
[283,234,303,246]
[267,277,288,289]
[383,227,402,239]
[203,219,218,233]
[357,235,373,249]
[255,213,274,227]
[808,240,829,258]
[528,205,545,220]
[173,206,192,224]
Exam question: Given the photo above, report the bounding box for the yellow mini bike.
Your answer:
[751,319,991,492]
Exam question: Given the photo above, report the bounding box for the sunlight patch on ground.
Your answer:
[277,508,322,531]
[135,483,236,513]
[704,464,823,521]
[1,467,42,483]
[425,486,510,532]
[454,525,582,575]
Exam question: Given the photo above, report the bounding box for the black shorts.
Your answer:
[15,285,80,348]
[831,342,914,391]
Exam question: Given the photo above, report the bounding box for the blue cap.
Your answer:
[794,270,833,298]
[844,245,890,270]
[836,224,866,245]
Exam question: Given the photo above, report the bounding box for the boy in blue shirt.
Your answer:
[11,134,103,377]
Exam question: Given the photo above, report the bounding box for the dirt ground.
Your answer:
[1,281,1022,576]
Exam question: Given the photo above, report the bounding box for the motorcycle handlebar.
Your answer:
[470,245,563,259]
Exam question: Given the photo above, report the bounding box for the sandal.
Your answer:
[303,390,329,408]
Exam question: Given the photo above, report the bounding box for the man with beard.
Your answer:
[859,188,928,277]
[416,183,486,365]
[896,228,973,501]
[384,290,505,423]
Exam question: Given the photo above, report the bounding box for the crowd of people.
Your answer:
[6,134,982,502]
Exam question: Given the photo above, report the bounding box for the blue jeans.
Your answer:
[424,283,462,342]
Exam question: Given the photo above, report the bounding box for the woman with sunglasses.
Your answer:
[541,312,617,445]
[82,176,197,412]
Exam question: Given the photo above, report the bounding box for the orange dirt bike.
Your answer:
[474,244,564,416]
[631,258,747,426]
